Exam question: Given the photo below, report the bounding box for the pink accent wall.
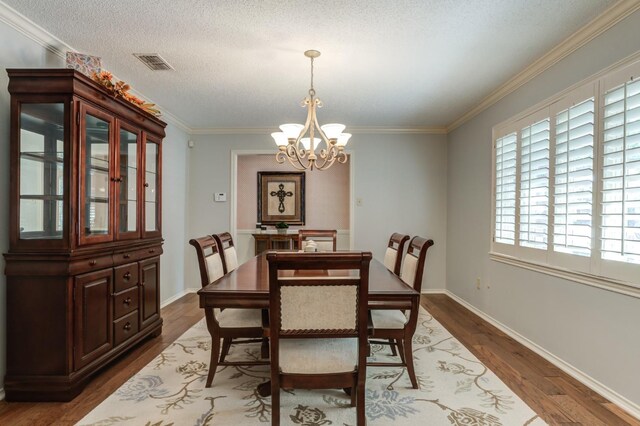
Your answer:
[237,154,350,230]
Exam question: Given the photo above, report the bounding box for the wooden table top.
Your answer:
[197,253,418,308]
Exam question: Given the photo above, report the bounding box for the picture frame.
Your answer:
[257,171,305,225]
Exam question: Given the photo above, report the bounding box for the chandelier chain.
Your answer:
[309,56,315,97]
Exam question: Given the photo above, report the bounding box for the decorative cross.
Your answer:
[270,183,293,213]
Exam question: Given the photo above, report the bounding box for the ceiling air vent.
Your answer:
[133,53,174,71]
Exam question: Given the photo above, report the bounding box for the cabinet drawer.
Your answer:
[114,310,139,347]
[69,255,114,275]
[114,263,139,292]
[113,286,139,319]
[113,250,139,265]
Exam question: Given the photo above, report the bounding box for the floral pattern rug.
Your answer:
[78,308,545,426]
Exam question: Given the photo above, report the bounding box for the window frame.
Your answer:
[491,55,640,294]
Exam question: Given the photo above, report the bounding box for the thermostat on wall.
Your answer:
[214,193,226,202]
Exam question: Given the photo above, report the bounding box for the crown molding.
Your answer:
[190,126,447,135]
[0,1,71,57]
[0,1,190,135]
[447,0,640,133]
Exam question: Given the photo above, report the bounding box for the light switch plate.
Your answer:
[214,193,226,202]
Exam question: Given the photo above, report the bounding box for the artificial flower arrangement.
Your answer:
[91,71,161,116]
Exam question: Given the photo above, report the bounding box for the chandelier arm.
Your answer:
[316,154,337,171]
[286,139,309,166]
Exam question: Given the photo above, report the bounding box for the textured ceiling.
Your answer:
[4,0,616,130]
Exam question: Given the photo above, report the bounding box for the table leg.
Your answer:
[257,380,271,397]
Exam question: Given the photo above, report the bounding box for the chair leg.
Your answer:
[396,339,406,364]
[350,376,357,407]
[403,336,419,389]
[206,337,221,388]
[356,381,366,426]
[388,338,397,356]
[219,338,232,362]
[271,383,280,426]
[261,337,270,359]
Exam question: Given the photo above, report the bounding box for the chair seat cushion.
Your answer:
[279,338,357,374]
[215,308,263,328]
[371,309,408,329]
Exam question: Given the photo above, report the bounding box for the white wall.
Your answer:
[159,122,190,304]
[446,9,640,409]
[187,133,447,291]
[0,18,189,394]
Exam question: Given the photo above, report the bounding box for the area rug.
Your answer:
[78,308,545,425]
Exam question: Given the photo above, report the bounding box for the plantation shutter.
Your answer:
[601,78,640,264]
[519,119,550,249]
[553,98,595,256]
[495,132,517,244]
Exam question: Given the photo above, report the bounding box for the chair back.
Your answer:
[213,232,239,273]
[189,236,225,287]
[298,229,337,252]
[267,252,371,341]
[383,233,410,276]
[399,236,434,292]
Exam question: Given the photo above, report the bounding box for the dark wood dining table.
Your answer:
[197,251,420,311]
[197,251,420,396]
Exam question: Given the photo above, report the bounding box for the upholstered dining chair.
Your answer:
[212,232,239,274]
[383,233,410,276]
[189,236,267,387]
[267,251,371,426]
[369,236,434,389]
[298,229,337,251]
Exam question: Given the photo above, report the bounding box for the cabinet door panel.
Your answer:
[79,103,114,245]
[142,135,161,238]
[74,269,113,369]
[140,257,160,329]
[115,120,140,240]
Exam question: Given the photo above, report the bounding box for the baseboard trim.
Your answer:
[436,290,640,420]
[160,288,199,308]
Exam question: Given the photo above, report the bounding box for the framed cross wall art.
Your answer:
[257,171,305,225]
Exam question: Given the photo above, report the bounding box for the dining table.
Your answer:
[198,251,419,311]
[196,251,420,396]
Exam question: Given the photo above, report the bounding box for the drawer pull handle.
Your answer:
[123,272,132,280]
[149,249,155,254]
[89,260,97,266]
[123,254,131,259]
[124,322,131,331]
[123,297,132,306]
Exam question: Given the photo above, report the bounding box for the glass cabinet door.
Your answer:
[116,123,140,239]
[18,103,65,240]
[80,105,114,244]
[143,137,161,237]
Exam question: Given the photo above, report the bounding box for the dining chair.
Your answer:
[267,251,371,426]
[383,233,410,276]
[369,236,434,389]
[212,232,239,273]
[298,229,337,251]
[189,235,267,387]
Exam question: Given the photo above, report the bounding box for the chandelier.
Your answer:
[271,50,351,171]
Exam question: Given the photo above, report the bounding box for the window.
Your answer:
[492,57,640,287]
[553,98,594,257]
[495,133,517,244]
[601,78,640,265]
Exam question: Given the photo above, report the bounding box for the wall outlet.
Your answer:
[476,278,481,289]
[214,193,226,202]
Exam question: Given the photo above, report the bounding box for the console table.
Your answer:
[252,232,299,255]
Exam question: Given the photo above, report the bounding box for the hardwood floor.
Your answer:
[0,292,636,425]
[422,294,640,426]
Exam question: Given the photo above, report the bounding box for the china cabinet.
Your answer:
[3,69,165,401]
